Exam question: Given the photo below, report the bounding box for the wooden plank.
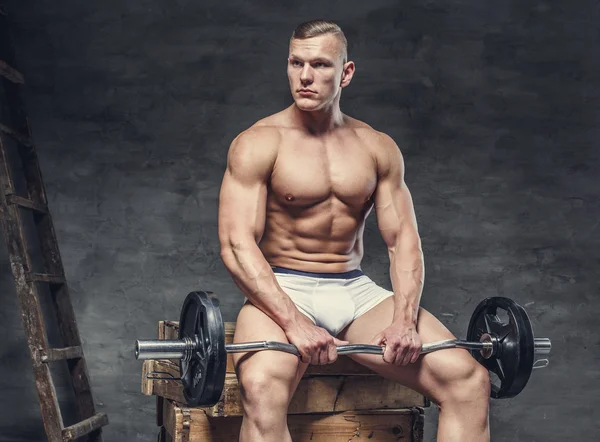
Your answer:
[143,360,426,416]
[163,399,424,442]
[6,194,48,213]
[142,360,152,395]
[26,272,65,284]
[42,345,82,362]
[0,59,24,83]
[0,122,33,147]
[159,321,377,376]
[62,413,109,441]
[142,359,180,396]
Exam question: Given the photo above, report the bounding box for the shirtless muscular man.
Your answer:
[218,20,491,442]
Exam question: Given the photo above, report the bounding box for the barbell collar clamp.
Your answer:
[135,336,195,361]
[534,338,552,355]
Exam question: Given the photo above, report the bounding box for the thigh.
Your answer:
[233,301,308,391]
[338,297,480,402]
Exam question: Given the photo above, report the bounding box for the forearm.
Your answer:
[220,243,299,330]
[388,246,425,326]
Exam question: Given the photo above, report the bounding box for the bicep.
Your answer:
[218,131,276,249]
[218,168,268,246]
[375,180,420,249]
[374,139,421,252]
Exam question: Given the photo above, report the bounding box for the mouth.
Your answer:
[298,89,316,95]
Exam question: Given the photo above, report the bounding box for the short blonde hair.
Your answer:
[290,20,348,63]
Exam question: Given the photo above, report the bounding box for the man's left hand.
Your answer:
[371,323,422,365]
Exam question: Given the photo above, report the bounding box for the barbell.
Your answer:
[135,291,551,406]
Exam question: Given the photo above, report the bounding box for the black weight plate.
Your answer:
[467,297,535,399]
[178,291,227,406]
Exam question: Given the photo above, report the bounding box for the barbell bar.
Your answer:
[136,335,551,361]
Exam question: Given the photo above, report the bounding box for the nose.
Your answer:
[300,65,313,85]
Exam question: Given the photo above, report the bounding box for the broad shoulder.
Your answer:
[345,117,402,174]
[230,109,288,149]
[344,116,398,149]
[350,120,400,159]
[226,123,282,178]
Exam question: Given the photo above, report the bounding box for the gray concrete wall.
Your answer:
[1,0,598,441]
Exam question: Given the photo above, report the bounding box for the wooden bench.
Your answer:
[141,321,429,441]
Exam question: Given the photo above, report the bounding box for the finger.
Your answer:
[319,346,329,365]
[310,350,320,365]
[381,343,390,363]
[402,336,418,365]
[371,332,384,346]
[410,346,422,364]
[302,344,316,365]
[397,339,412,365]
[384,343,397,364]
[395,344,410,366]
[404,347,417,365]
[299,349,311,364]
[333,337,350,346]
[310,344,321,365]
[403,340,418,365]
[327,342,337,364]
[410,335,422,364]
[314,341,326,365]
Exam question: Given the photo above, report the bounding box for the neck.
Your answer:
[290,99,344,134]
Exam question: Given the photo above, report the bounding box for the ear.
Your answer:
[340,61,356,88]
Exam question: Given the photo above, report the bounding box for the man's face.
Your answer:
[287,34,352,111]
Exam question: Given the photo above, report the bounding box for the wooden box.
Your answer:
[156,398,424,442]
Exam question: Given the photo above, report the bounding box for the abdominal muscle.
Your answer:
[259,195,372,273]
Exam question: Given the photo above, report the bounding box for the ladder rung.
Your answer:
[6,194,48,213]
[0,122,33,146]
[0,59,24,84]
[26,273,66,284]
[41,346,83,362]
[62,413,109,441]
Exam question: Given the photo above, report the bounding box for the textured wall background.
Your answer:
[0,0,598,441]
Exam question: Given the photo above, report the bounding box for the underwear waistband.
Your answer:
[271,266,364,279]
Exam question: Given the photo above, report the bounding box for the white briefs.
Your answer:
[267,266,394,337]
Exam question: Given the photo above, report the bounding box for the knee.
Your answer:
[438,354,491,407]
[238,369,292,410]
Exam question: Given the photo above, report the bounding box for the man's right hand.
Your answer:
[283,313,350,365]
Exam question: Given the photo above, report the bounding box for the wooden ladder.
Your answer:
[0,9,108,441]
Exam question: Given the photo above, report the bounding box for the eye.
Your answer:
[314,62,325,68]
[291,60,302,67]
